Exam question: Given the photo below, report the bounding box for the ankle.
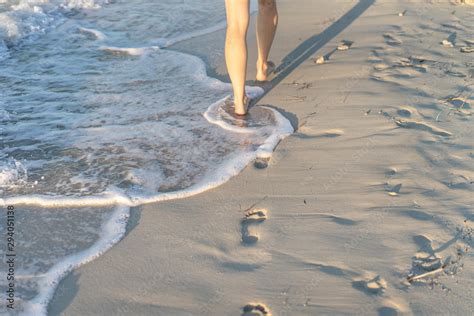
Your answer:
[256,60,269,81]
[256,59,268,71]
[234,96,247,114]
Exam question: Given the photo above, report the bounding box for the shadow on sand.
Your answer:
[47,2,375,313]
[253,0,375,106]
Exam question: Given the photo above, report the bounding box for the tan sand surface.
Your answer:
[50,1,473,315]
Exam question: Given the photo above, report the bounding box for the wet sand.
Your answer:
[50,1,473,315]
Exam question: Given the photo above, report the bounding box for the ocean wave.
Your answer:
[0,1,293,314]
[99,45,159,56]
[77,26,105,40]
[1,95,293,316]
[0,159,28,193]
[0,0,109,46]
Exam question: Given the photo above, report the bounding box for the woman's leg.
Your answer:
[256,0,278,81]
[225,0,250,115]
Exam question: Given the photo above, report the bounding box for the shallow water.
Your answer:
[1,0,241,197]
[0,1,292,314]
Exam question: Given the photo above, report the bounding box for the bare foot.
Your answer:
[256,61,275,82]
[234,96,249,116]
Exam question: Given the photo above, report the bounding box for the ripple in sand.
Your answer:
[395,119,452,137]
[383,33,403,46]
[352,275,388,295]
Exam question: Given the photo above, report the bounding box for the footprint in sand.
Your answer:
[242,303,271,316]
[460,46,474,53]
[373,63,391,71]
[291,256,390,296]
[443,172,472,190]
[407,228,473,285]
[377,300,408,316]
[394,58,428,73]
[368,50,384,64]
[386,183,402,196]
[406,235,444,283]
[413,252,442,273]
[441,96,472,116]
[337,40,354,51]
[373,59,428,82]
[447,97,471,111]
[383,33,402,46]
[441,39,454,48]
[396,106,415,118]
[445,69,467,78]
[352,275,388,295]
[241,209,268,245]
[385,167,397,177]
[378,306,400,316]
[254,157,270,169]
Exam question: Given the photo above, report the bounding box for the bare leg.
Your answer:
[256,0,278,81]
[225,0,250,115]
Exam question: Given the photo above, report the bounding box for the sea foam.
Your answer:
[0,1,292,315]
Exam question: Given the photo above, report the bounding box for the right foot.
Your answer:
[234,96,249,116]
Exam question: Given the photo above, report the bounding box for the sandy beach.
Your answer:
[47,0,473,315]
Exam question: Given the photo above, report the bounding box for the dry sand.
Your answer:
[49,0,473,315]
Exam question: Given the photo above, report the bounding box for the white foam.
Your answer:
[204,89,270,135]
[1,48,293,316]
[0,0,107,45]
[204,98,257,134]
[2,101,293,208]
[0,159,28,192]
[0,1,295,314]
[60,0,109,10]
[2,96,293,315]
[0,12,21,40]
[255,108,294,158]
[77,26,105,40]
[99,45,159,56]
[151,20,228,48]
